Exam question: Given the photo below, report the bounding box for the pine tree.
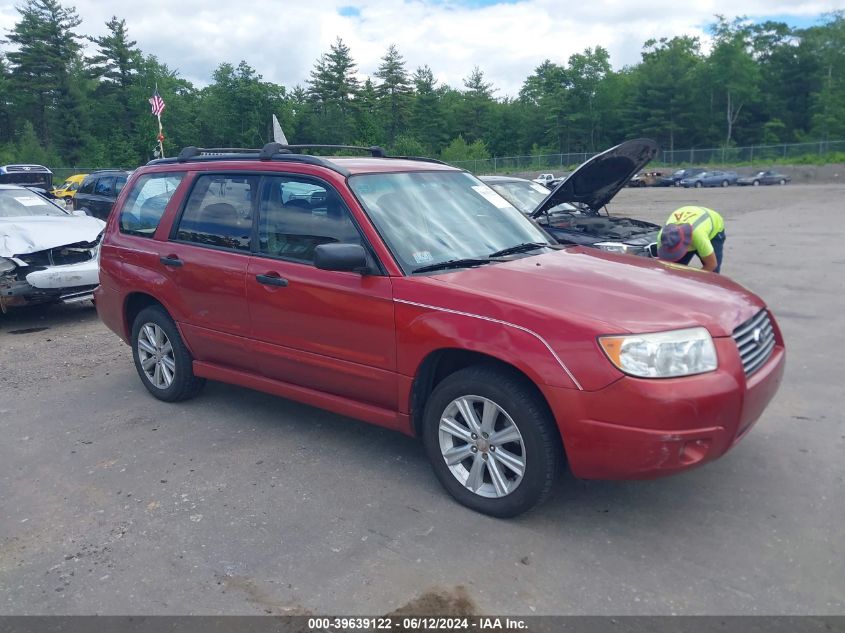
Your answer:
[87,17,142,151]
[411,65,446,152]
[374,44,412,144]
[6,0,83,150]
[307,38,360,142]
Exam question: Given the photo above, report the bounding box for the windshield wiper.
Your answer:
[412,258,498,274]
[487,242,549,258]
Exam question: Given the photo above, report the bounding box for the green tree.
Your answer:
[459,66,495,142]
[410,65,447,152]
[803,12,845,143]
[86,17,143,156]
[307,38,360,142]
[708,17,760,147]
[374,44,412,144]
[6,0,83,150]
[441,134,490,163]
[630,37,702,152]
[566,47,612,151]
[198,61,286,147]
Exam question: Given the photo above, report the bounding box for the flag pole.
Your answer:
[156,112,165,158]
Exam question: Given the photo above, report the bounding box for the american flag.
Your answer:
[149,89,166,117]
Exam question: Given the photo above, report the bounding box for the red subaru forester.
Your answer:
[95,140,785,517]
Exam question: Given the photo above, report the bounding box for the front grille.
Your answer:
[732,309,776,376]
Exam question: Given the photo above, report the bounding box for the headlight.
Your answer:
[594,242,629,254]
[0,257,16,274]
[599,327,717,378]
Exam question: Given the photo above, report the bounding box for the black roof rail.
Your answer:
[260,143,385,158]
[387,155,450,166]
[148,144,452,176]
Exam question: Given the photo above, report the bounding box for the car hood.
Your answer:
[531,138,658,218]
[410,248,763,339]
[0,215,106,257]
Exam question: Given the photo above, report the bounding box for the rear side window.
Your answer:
[78,177,96,195]
[174,174,258,252]
[95,176,115,196]
[119,173,185,238]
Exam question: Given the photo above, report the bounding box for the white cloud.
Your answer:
[0,0,840,97]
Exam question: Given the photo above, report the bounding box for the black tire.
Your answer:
[131,305,205,402]
[721,180,729,187]
[422,365,562,518]
[695,181,702,188]
[753,180,760,186]
[779,179,786,185]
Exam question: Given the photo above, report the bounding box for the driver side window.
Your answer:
[256,176,361,264]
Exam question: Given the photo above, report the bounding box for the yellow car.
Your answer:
[51,173,88,199]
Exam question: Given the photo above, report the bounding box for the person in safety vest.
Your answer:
[656,206,726,273]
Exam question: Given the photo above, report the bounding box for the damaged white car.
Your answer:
[0,185,105,312]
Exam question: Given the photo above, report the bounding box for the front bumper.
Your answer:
[0,258,99,309]
[545,338,786,480]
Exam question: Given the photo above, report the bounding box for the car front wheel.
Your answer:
[695,181,702,188]
[422,366,561,518]
[721,180,729,187]
[779,179,786,185]
[131,305,205,402]
[753,180,760,186]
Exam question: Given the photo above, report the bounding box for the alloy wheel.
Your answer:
[137,322,176,390]
[438,395,526,498]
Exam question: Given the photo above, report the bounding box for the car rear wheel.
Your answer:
[695,181,702,188]
[422,365,561,518]
[131,305,205,402]
[721,180,729,187]
[753,180,760,186]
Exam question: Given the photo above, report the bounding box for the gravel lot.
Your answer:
[1,184,843,615]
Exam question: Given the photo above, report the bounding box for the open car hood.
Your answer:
[531,138,658,218]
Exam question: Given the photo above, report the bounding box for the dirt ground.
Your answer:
[1,184,843,615]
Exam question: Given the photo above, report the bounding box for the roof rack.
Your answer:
[146,144,451,175]
[259,143,385,159]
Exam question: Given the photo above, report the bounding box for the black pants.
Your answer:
[679,231,726,273]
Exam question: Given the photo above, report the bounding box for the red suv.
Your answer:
[95,141,785,517]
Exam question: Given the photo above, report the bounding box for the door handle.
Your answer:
[255,273,289,287]
[160,255,183,267]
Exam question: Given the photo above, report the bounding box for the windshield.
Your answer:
[485,180,550,214]
[0,190,67,217]
[349,171,553,274]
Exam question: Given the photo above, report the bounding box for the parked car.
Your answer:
[532,173,555,187]
[737,170,790,186]
[51,173,89,199]
[73,169,131,220]
[657,168,706,187]
[0,185,104,311]
[0,164,53,190]
[482,140,661,257]
[95,142,785,517]
[627,171,664,187]
[680,170,738,188]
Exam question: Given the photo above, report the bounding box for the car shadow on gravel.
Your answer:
[0,301,99,333]
[190,379,743,534]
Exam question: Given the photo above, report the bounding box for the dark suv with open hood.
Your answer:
[482,139,661,257]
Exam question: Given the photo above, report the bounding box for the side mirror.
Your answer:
[648,242,658,258]
[314,243,368,273]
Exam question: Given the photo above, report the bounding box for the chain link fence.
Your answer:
[452,140,845,174]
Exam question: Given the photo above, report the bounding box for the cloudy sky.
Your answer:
[0,0,842,97]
